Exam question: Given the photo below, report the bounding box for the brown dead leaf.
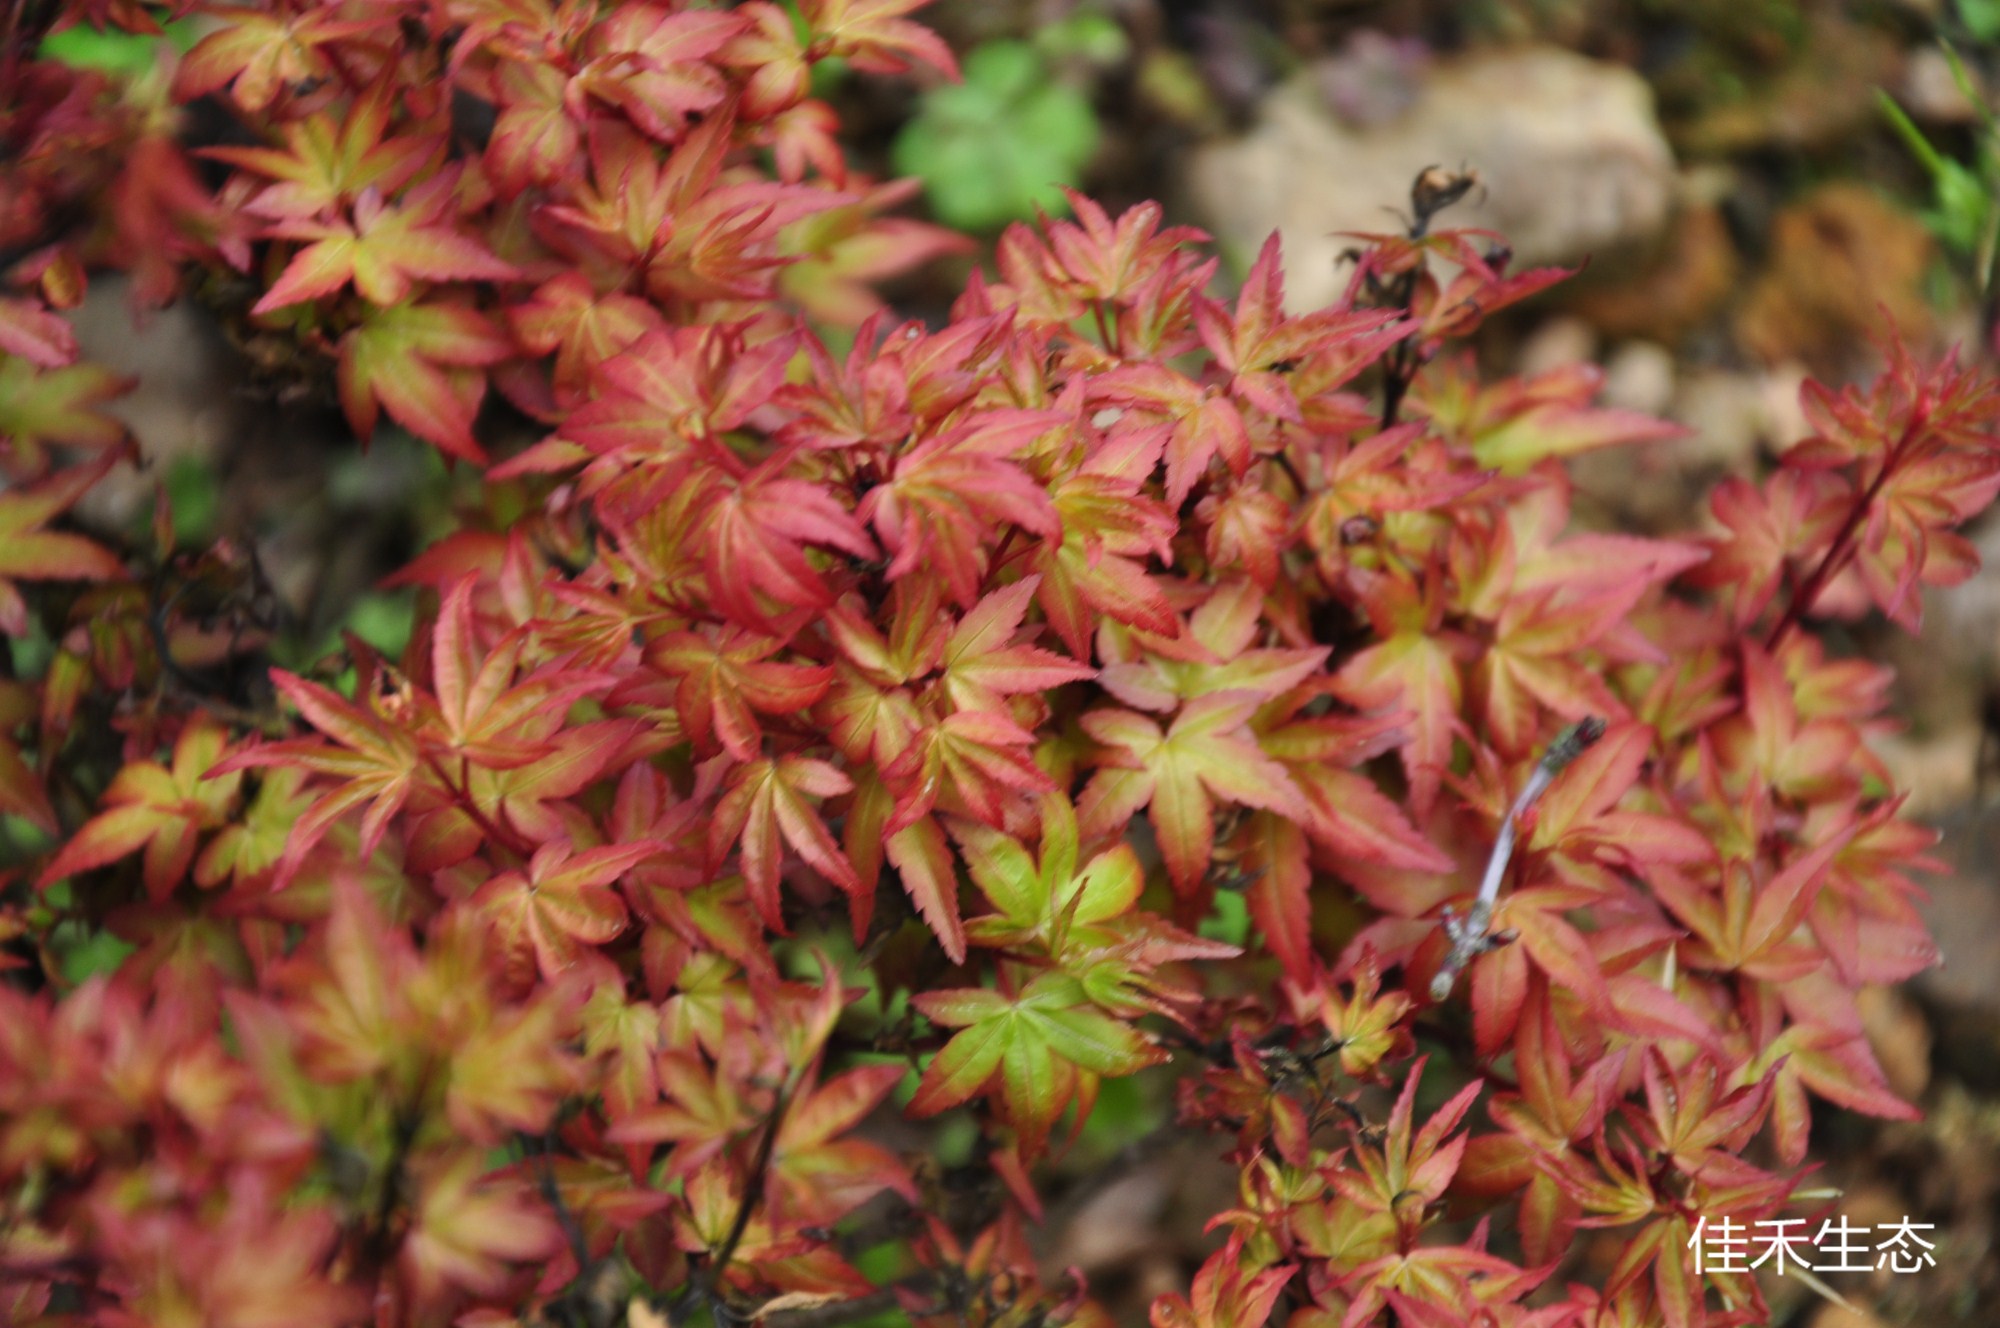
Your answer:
[1569,204,1740,344]
[751,1291,849,1320]
[1735,183,1934,375]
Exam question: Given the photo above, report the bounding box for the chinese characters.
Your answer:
[1688,1215,1937,1276]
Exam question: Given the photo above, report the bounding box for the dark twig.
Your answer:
[1367,166,1480,428]
[419,748,535,858]
[1272,449,1309,497]
[526,1129,594,1283]
[710,1083,789,1290]
[354,1106,422,1283]
[668,1078,796,1327]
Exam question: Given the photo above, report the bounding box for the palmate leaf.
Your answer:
[582,980,665,1151]
[856,410,1062,607]
[1685,470,1845,630]
[1078,692,1308,896]
[269,875,429,1084]
[337,300,513,463]
[1447,362,1690,475]
[423,577,617,770]
[254,178,518,315]
[640,626,834,761]
[708,755,861,932]
[1463,490,1707,755]
[1333,641,1465,823]
[607,1045,758,1174]
[484,56,594,198]
[939,575,1094,713]
[1345,1245,1545,1328]
[771,1062,917,1223]
[400,1152,563,1312]
[1091,363,1249,508]
[212,669,426,882]
[173,4,391,111]
[507,272,664,406]
[1031,428,1179,655]
[1053,188,1200,288]
[471,838,660,985]
[1195,233,1398,425]
[1748,1021,1920,1168]
[780,180,977,323]
[1098,577,1327,714]
[957,799,1143,954]
[202,83,436,220]
[37,719,241,899]
[1477,885,1615,1034]
[908,970,1164,1154]
[552,322,797,470]
[1343,1057,1482,1218]
[885,707,1056,832]
[636,114,848,303]
[1521,720,1712,885]
[0,449,130,634]
[416,717,657,870]
[575,6,740,142]
[1150,1239,1293,1328]
[1649,832,1854,985]
[803,0,959,77]
[180,775,333,893]
[702,464,879,625]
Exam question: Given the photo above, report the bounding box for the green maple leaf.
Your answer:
[957,797,1141,956]
[908,970,1164,1154]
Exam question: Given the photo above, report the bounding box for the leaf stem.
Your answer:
[1089,298,1117,356]
[1764,406,1926,651]
[699,1077,794,1323]
[1273,449,1309,497]
[526,1128,593,1280]
[419,748,534,858]
[356,1105,423,1283]
[980,526,1020,597]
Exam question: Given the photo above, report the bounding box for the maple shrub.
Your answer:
[1,3,1995,1327]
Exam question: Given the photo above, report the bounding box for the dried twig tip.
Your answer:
[1429,716,1606,1002]
[1542,716,1606,775]
[1411,166,1478,226]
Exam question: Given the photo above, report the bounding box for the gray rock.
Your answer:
[68,276,236,529]
[1514,315,1599,380]
[1900,43,1984,124]
[1601,339,1675,417]
[1188,45,1677,313]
